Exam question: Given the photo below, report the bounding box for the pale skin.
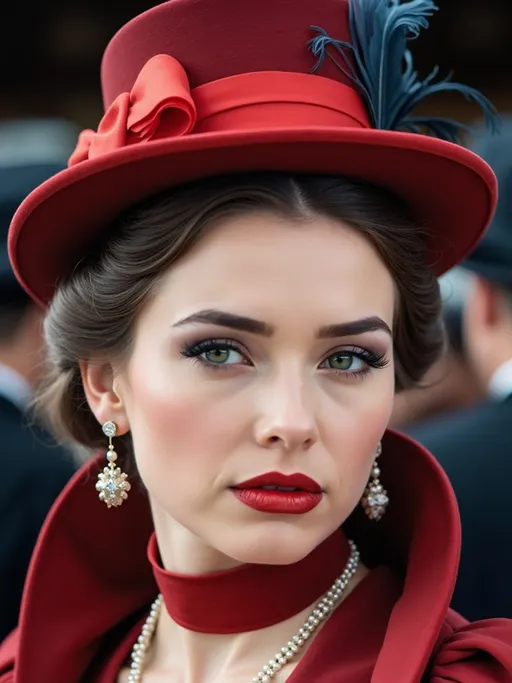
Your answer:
[82,211,397,683]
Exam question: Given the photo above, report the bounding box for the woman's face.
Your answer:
[114,211,396,571]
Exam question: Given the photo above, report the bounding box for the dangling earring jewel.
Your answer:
[361,442,389,522]
[96,421,131,508]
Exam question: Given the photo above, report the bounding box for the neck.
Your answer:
[148,531,350,633]
[147,595,328,683]
[142,530,365,683]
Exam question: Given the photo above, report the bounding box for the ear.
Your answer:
[80,360,130,435]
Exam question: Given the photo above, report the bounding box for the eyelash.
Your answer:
[321,346,389,377]
[181,339,249,369]
[180,338,390,378]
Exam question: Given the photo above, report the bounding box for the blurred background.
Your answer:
[1,0,512,126]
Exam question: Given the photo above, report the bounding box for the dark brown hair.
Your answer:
[38,172,444,456]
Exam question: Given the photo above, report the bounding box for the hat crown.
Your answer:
[7,0,499,308]
[101,0,352,107]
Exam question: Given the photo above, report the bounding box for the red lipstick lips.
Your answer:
[231,472,323,514]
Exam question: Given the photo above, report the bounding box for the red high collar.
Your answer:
[4,431,464,683]
[148,530,350,634]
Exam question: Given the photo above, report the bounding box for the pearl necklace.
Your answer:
[128,540,359,682]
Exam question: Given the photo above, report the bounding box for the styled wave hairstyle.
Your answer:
[38,172,444,457]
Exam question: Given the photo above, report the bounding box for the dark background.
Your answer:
[1,0,511,127]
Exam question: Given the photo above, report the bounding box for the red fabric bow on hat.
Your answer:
[69,55,196,166]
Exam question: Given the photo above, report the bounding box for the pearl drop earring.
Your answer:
[95,421,131,508]
[361,442,389,521]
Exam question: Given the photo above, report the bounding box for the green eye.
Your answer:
[182,339,250,369]
[324,353,364,372]
[204,348,230,364]
[202,348,244,365]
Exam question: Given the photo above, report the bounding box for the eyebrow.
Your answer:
[318,317,392,338]
[173,309,392,338]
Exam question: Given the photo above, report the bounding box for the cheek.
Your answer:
[322,373,394,491]
[121,357,246,485]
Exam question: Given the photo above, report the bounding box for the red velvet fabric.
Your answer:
[1,431,512,682]
[148,530,350,634]
[0,432,512,683]
[95,566,403,683]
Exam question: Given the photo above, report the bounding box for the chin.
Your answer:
[213,522,333,566]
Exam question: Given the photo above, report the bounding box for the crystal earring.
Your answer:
[95,421,131,508]
[361,442,389,521]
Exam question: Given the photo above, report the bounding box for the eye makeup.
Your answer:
[180,337,390,379]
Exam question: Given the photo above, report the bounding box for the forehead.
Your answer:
[148,211,396,325]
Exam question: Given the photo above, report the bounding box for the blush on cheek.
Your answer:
[364,401,393,444]
[331,399,392,479]
[128,374,239,468]
[331,403,391,518]
[138,392,203,451]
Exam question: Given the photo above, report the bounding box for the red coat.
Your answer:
[1,430,512,682]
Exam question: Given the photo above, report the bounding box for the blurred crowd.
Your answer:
[2,0,512,646]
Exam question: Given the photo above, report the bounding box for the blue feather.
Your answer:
[399,117,472,143]
[308,0,500,142]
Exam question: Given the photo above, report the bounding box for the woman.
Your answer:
[1,0,512,681]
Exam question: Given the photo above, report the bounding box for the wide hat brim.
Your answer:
[9,125,496,307]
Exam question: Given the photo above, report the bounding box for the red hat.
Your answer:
[8,0,499,307]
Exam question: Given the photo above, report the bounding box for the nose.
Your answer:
[254,377,319,452]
